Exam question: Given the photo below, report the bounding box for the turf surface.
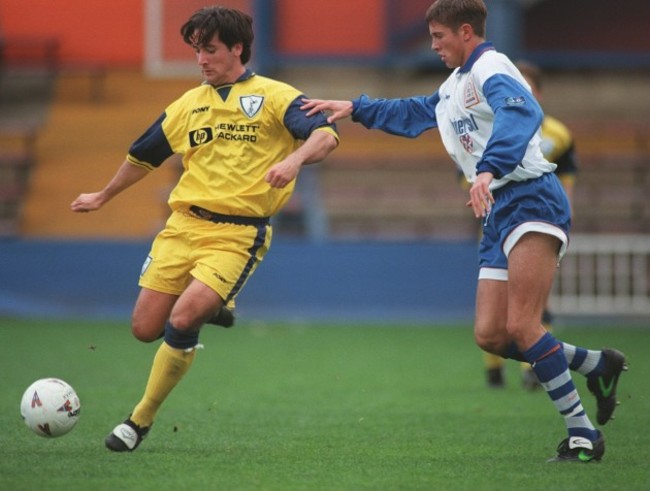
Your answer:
[1,318,648,490]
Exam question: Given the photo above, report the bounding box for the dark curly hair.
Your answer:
[180,6,254,64]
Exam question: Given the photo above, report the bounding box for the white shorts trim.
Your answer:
[503,222,569,260]
[478,222,569,282]
[478,267,508,281]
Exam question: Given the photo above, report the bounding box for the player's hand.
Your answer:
[467,172,494,218]
[70,192,105,213]
[265,158,301,189]
[301,99,353,124]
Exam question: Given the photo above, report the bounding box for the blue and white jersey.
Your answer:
[351,42,556,191]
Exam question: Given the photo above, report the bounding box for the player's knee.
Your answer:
[474,328,506,355]
[131,321,163,343]
[504,320,533,346]
[168,311,204,332]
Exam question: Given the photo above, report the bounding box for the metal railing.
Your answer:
[550,234,650,315]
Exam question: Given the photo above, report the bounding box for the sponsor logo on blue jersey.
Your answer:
[451,114,479,136]
[504,96,526,106]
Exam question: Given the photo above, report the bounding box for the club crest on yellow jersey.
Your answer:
[240,95,264,118]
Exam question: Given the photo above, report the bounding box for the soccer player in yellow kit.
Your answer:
[70,6,338,451]
[483,60,579,389]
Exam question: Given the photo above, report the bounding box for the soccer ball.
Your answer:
[20,378,81,437]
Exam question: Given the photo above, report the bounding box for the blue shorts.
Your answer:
[478,172,571,281]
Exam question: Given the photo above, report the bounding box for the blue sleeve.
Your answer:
[476,74,543,178]
[128,113,174,168]
[350,93,439,138]
[284,96,338,140]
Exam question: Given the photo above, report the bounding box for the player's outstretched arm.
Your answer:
[265,130,338,189]
[301,99,353,124]
[70,160,149,213]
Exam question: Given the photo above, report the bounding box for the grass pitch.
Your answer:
[1,318,648,491]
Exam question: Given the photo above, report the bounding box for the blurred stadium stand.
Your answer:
[0,0,648,320]
[0,33,108,238]
[0,36,57,236]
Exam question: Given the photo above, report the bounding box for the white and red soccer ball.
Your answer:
[20,378,81,437]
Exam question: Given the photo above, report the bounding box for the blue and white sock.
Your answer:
[561,343,604,377]
[506,341,605,378]
[524,333,598,441]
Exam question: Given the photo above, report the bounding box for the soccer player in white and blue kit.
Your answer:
[303,0,627,462]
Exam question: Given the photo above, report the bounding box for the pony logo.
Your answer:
[191,106,209,115]
[239,95,264,118]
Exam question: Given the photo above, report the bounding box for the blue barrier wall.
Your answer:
[0,239,478,324]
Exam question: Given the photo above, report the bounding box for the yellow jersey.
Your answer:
[127,70,338,218]
[539,115,577,187]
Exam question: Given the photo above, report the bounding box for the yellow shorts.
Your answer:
[139,210,272,307]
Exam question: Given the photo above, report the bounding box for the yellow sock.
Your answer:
[131,342,196,427]
[484,351,504,370]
